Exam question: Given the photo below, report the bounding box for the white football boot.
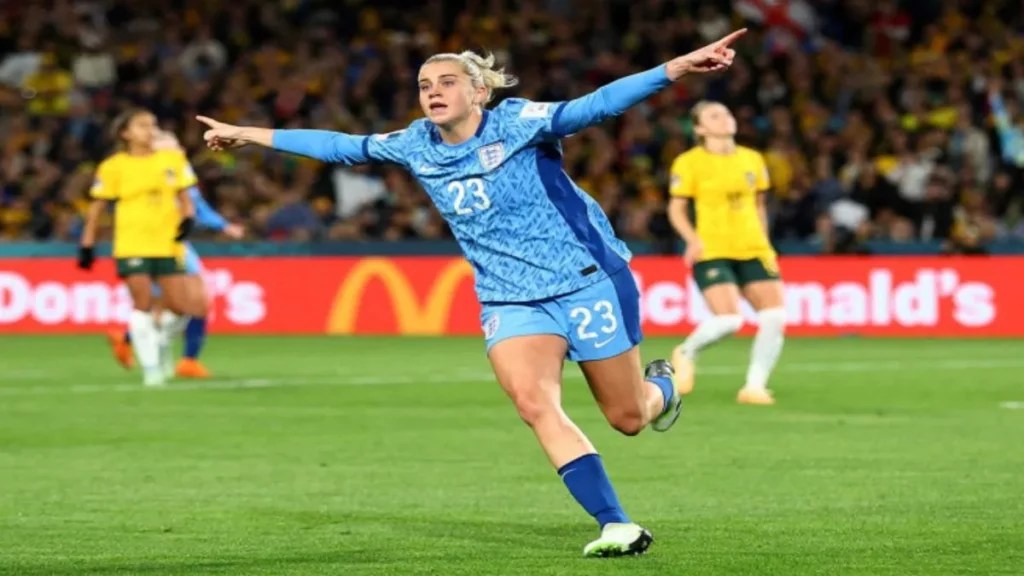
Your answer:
[583,522,654,557]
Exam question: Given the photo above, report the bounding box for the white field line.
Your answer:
[1,358,1023,397]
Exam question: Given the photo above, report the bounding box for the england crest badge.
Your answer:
[483,313,500,340]
[478,142,505,172]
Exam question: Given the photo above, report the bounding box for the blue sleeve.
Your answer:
[189,186,227,231]
[363,127,415,166]
[551,65,673,137]
[270,129,371,165]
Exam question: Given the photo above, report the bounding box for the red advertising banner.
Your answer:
[0,256,1017,336]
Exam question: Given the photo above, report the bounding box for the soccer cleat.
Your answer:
[143,369,166,387]
[737,387,775,405]
[175,358,211,379]
[671,345,695,395]
[583,522,654,558]
[107,328,134,370]
[647,359,682,432]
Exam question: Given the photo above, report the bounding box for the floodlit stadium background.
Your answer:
[1,2,1022,575]
[2,0,1023,334]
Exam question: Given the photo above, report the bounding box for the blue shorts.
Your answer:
[152,243,203,298]
[480,266,643,362]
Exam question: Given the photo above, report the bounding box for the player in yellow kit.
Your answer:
[667,101,786,405]
[78,108,202,387]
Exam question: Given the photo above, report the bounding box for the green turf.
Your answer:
[1,336,1022,575]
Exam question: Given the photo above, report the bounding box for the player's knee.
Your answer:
[190,298,209,317]
[131,295,153,312]
[507,380,560,427]
[606,406,645,436]
[164,298,187,315]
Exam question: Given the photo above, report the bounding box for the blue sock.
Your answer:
[123,329,131,344]
[183,317,207,359]
[648,375,674,413]
[558,453,630,528]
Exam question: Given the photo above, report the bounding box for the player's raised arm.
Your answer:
[550,29,746,137]
[194,116,373,165]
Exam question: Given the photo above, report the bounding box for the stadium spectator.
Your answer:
[1,0,1023,253]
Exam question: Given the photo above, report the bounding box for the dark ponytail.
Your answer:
[690,100,714,146]
[108,107,149,151]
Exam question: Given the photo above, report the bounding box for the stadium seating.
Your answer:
[1,0,1022,254]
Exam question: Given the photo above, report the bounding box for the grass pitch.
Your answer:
[1,335,1022,575]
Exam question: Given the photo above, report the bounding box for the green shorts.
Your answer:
[116,257,183,279]
[692,257,781,291]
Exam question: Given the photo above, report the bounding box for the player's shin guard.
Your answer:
[745,307,786,391]
[680,314,744,359]
[558,453,629,528]
[129,310,162,385]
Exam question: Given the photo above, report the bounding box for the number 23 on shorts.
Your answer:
[565,298,632,362]
[569,300,619,348]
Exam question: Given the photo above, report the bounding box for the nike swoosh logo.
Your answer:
[594,336,617,348]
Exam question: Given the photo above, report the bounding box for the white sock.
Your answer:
[129,309,160,373]
[680,314,744,359]
[745,307,787,391]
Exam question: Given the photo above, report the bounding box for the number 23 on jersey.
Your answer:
[448,178,491,215]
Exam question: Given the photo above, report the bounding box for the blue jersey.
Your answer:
[273,65,673,303]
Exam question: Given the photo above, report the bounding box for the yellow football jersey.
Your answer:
[669,146,774,262]
[90,150,197,258]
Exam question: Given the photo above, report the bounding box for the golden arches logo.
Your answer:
[326,258,475,335]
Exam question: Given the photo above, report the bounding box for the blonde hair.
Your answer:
[424,50,518,104]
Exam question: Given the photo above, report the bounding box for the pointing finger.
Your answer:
[195,115,219,128]
[714,28,748,48]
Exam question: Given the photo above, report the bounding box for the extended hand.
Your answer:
[196,116,248,150]
[684,240,704,266]
[223,223,245,239]
[667,29,747,80]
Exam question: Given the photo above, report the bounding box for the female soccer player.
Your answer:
[196,30,746,557]
[667,101,786,406]
[79,108,203,387]
[107,131,245,379]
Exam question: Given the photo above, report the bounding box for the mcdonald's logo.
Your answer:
[326,258,475,335]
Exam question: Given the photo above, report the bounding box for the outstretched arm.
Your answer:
[551,29,746,137]
[194,117,371,165]
[189,186,228,231]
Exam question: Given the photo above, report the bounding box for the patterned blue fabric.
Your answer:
[271,65,673,302]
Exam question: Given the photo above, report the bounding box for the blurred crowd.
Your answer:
[2,0,1024,254]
